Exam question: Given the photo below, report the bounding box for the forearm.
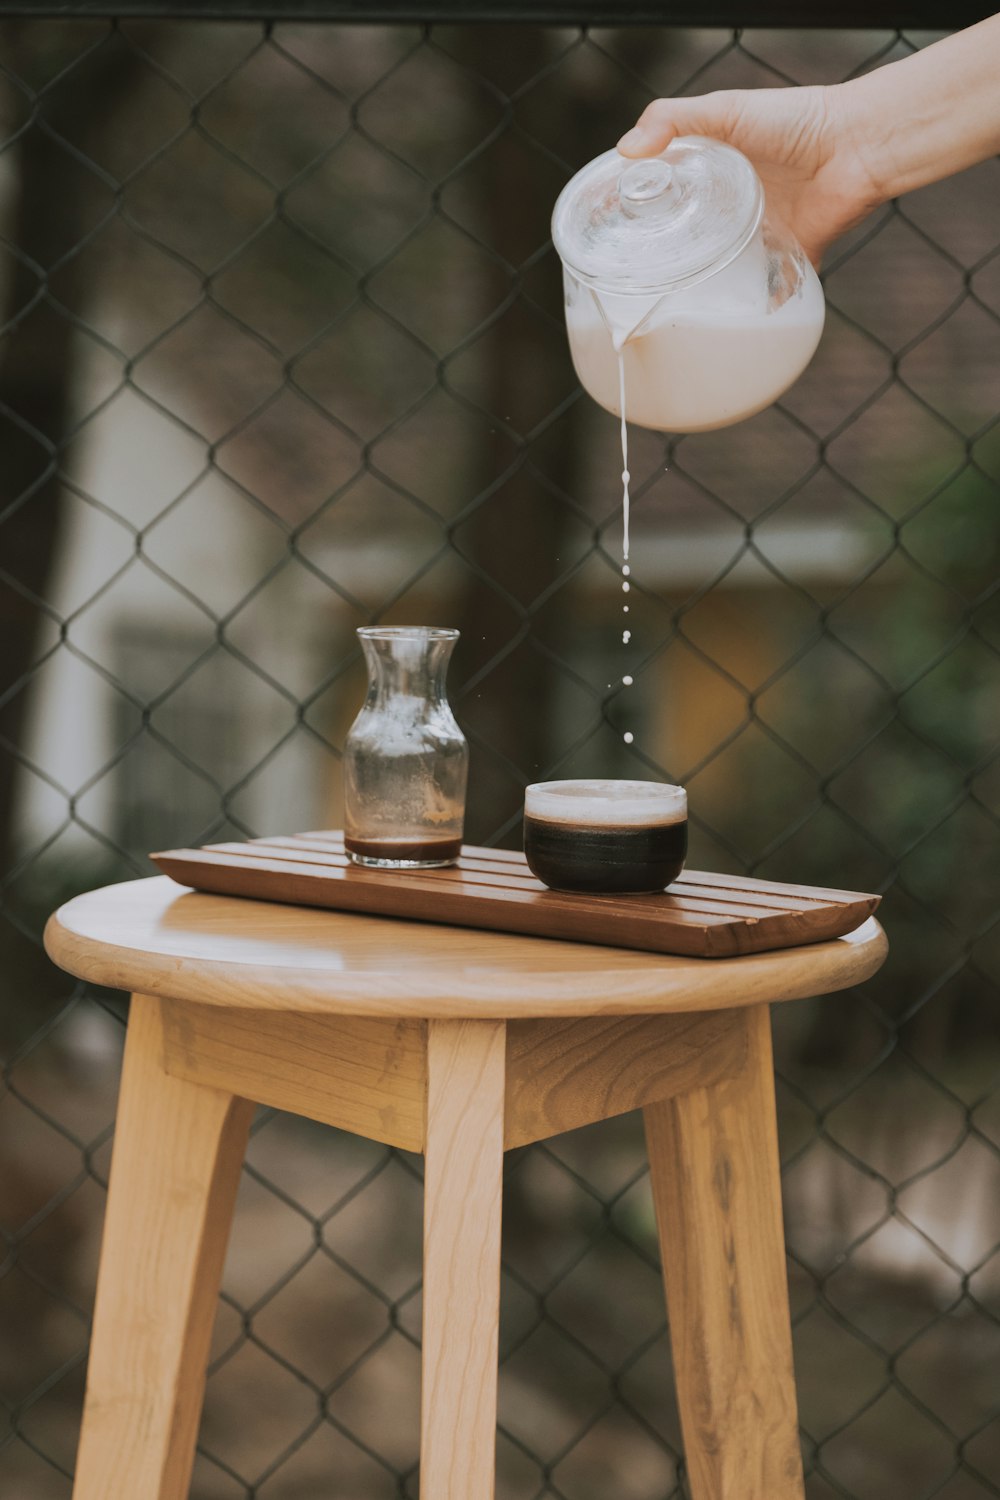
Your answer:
[838,15,1000,202]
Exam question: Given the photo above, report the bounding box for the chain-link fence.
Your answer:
[1,9,998,1499]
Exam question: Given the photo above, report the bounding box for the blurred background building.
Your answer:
[1,7,998,1499]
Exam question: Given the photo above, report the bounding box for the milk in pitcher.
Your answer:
[567,272,825,433]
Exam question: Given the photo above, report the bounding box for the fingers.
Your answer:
[617,95,729,157]
[618,98,705,157]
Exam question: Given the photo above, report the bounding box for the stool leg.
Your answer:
[421,1019,506,1500]
[643,1004,804,1500]
[73,994,253,1500]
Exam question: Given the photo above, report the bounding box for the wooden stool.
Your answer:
[46,876,887,1500]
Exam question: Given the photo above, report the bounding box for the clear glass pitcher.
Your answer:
[343,626,468,868]
[551,138,825,433]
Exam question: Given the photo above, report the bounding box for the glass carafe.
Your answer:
[343,627,468,868]
[552,138,825,433]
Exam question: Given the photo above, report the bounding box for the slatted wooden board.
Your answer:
[151,831,880,959]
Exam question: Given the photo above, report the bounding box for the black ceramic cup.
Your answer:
[523,778,688,894]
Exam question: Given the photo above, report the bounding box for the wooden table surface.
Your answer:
[45,875,888,1019]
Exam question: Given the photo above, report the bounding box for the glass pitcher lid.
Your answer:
[551,137,763,295]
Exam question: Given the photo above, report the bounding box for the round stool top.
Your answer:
[45,876,887,1019]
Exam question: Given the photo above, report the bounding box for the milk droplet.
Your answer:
[623,605,629,613]
[622,629,631,643]
[623,731,634,744]
[622,564,630,577]
[622,675,633,686]
[622,580,630,593]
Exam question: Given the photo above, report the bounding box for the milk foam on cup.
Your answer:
[525,778,687,826]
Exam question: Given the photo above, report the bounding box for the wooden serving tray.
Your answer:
[151,831,880,960]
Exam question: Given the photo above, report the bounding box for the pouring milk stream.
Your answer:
[551,138,825,744]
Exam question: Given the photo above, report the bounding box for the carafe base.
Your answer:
[345,834,462,869]
[348,852,459,870]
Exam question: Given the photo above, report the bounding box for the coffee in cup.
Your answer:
[523,778,687,894]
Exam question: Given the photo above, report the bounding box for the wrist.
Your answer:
[821,79,892,215]
[837,69,938,205]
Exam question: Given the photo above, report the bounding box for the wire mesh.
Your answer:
[0,14,998,1500]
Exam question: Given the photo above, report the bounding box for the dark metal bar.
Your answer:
[0,1,990,26]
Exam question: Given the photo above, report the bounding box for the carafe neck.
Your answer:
[359,628,458,707]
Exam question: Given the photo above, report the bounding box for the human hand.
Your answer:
[617,85,884,267]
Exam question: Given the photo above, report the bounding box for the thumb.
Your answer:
[618,94,733,157]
